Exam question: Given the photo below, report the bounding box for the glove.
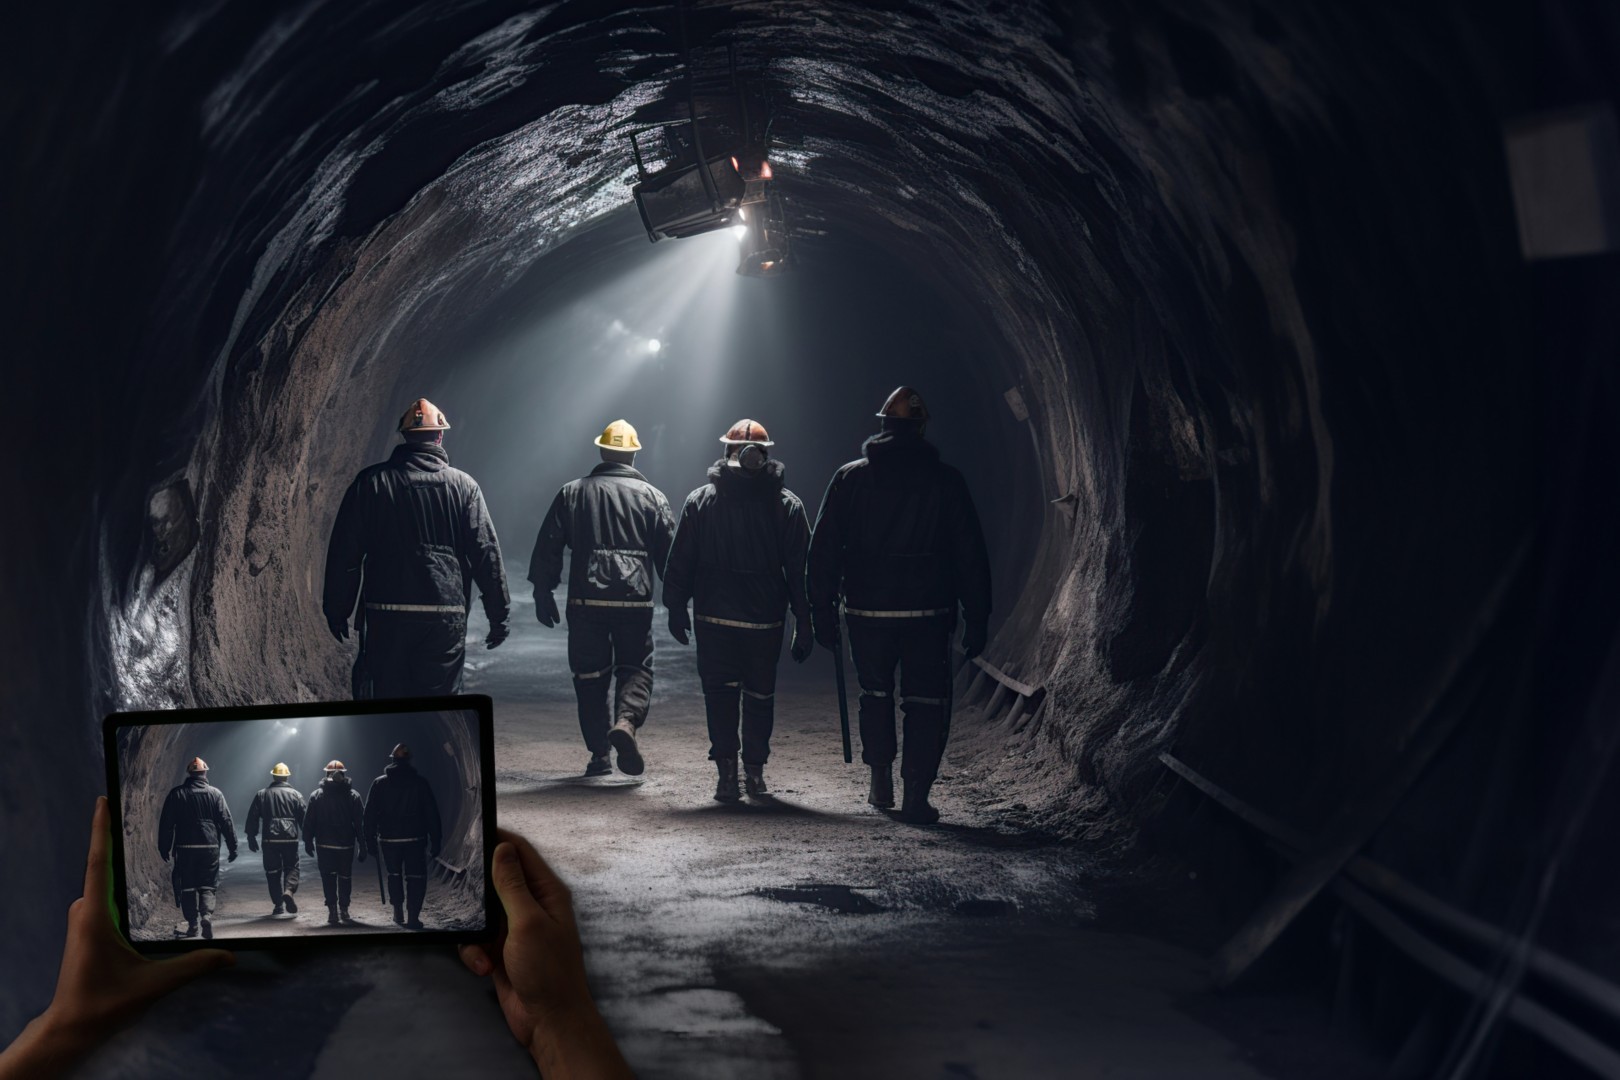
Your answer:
[535,592,560,627]
[327,616,349,643]
[962,621,988,660]
[429,844,440,861]
[668,605,691,646]
[247,837,259,853]
[159,850,169,863]
[485,622,510,649]
[305,842,314,857]
[790,616,812,663]
[356,847,366,864]
[367,843,378,858]
[812,607,839,651]
[228,849,238,863]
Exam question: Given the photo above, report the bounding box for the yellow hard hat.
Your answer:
[399,397,451,432]
[271,762,291,778]
[593,419,642,452]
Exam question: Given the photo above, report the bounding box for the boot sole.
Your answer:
[609,727,645,775]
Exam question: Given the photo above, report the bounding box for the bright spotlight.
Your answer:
[731,223,748,241]
[647,338,662,354]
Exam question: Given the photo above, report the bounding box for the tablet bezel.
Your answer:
[102,694,498,954]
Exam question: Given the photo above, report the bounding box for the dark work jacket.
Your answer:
[363,761,443,850]
[245,779,306,843]
[663,459,810,626]
[157,775,237,858]
[529,463,674,607]
[304,777,365,849]
[323,442,510,630]
[807,432,992,628]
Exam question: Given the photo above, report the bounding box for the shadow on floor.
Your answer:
[666,796,837,820]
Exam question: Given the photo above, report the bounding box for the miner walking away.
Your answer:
[807,387,992,824]
[156,757,238,939]
[531,419,675,777]
[304,760,367,926]
[664,419,812,802]
[363,743,442,929]
[244,761,306,917]
[323,398,511,699]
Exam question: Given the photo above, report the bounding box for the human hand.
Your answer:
[486,622,510,650]
[0,799,234,1077]
[227,850,237,863]
[429,843,440,861]
[535,593,560,628]
[247,837,259,854]
[327,616,349,643]
[812,608,839,651]
[962,620,987,660]
[459,830,632,1079]
[356,847,366,864]
[667,606,690,646]
[305,842,314,857]
[790,617,812,663]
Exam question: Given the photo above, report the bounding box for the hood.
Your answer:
[184,774,210,789]
[862,431,939,466]
[321,775,351,790]
[708,457,786,497]
[384,760,415,777]
[268,778,291,787]
[390,441,450,470]
[589,461,648,482]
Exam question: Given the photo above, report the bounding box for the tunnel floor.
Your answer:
[84,593,1382,1078]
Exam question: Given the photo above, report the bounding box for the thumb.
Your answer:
[491,842,541,923]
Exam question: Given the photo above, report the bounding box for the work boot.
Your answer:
[393,902,405,925]
[327,906,340,927]
[200,919,213,940]
[272,902,284,916]
[406,917,425,931]
[584,753,612,777]
[744,763,768,797]
[282,892,297,914]
[609,718,644,776]
[182,921,199,938]
[713,757,741,803]
[867,765,895,809]
[340,907,352,924]
[897,780,940,824]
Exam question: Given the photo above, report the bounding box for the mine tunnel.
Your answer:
[5,1,1617,1076]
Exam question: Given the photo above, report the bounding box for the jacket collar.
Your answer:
[708,457,786,496]
[862,430,939,464]
[589,461,647,482]
[185,774,210,788]
[391,441,450,469]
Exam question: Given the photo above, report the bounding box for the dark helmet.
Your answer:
[390,743,412,760]
[877,386,929,426]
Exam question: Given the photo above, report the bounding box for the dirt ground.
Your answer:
[82,607,1379,1078]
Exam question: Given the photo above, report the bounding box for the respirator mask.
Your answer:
[734,443,769,472]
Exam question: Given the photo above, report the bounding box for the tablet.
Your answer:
[103,695,497,952]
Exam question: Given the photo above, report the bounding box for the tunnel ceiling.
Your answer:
[62,0,1533,842]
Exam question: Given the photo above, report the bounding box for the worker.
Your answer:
[156,758,238,939]
[806,387,992,824]
[664,419,812,802]
[323,398,511,698]
[304,760,366,926]
[362,743,442,929]
[243,762,306,918]
[530,420,675,777]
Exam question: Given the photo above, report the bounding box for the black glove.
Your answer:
[962,620,988,660]
[367,842,378,858]
[485,621,510,649]
[356,847,366,864]
[159,850,169,863]
[429,844,440,861]
[668,605,691,646]
[327,616,349,643]
[247,836,259,853]
[228,849,238,863]
[791,616,813,663]
[536,592,560,627]
[812,607,839,651]
[305,842,314,857]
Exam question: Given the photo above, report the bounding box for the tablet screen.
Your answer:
[103,695,496,952]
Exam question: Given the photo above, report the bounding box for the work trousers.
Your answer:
[260,841,301,902]
[315,846,356,910]
[355,609,467,700]
[381,840,429,919]
[567,607,655,755]
[847,614,952,784]
[171,847,220,924]
[696,620,784,764]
